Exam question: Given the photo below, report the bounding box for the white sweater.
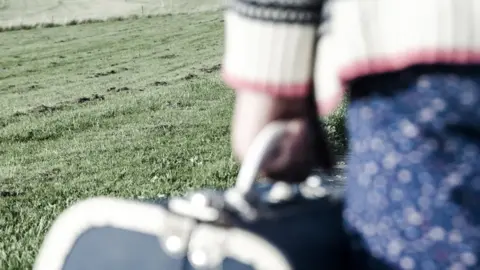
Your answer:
[222,0,480,115]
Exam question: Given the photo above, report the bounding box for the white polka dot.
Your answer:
[408,151,423,164]
[428,226,446,241]
[383,152,399,170]
[398,169,412,184]
[432,98,446,111]
[435,192,449,203]
[374,176,387,188]
[461,252,477,266]
[365,161,379,175]
[421,183,435,196]
[358,174,371,187]
[449,263,466,270]
[360,106,373,120]
[460,90,476,106]
[444,172,463,187]
[419,108,435,122]
[413,239,429,251]
[448,230,463,244]
[363,224,376,237]
[400,256,415,270]
[400,120,420,138]
[377,222,389,233]
[370,137,384,151]
[387,240,404,257]
[405,208,423,226]
[382,216,394,227]
[418,78,431,88]
[353,141,367,153]
[367,192,381,205]
[417,196,431,210]
[391,188,404,201]
[352,141,360,152]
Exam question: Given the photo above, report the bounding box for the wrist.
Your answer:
[232,90,309,161]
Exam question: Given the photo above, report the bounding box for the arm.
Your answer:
[222,0,326,181]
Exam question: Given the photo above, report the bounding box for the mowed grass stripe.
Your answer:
[0,11,237,269]
[0,11,223,115]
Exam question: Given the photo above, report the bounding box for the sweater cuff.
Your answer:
[222,4,319,98]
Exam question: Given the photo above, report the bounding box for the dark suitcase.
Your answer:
[33,122,350,270]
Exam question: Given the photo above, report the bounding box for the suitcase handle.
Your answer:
[168,121,289,222]
[224,121,290,221]
[169,121,330,223]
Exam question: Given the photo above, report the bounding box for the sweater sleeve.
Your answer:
[222,0,323,97]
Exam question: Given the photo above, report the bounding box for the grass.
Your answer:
[0,9,346,270]
[0,0,225,27]
[323,99,348,153]
[0,14,147,32]
[0,11,238,269]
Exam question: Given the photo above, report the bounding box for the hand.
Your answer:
[232,90,327,183]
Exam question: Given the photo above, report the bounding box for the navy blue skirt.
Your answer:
[344,65,480,269]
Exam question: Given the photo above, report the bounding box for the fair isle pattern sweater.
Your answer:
[221,0,480,116]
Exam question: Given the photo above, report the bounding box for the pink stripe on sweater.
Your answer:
[222,49,480,116]
[222,69,312,97]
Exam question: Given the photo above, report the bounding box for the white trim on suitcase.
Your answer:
[33,197,174,270]
[33,197,292,270]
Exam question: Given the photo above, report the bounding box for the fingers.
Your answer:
[260,119,320,183]
[232,90,331,183]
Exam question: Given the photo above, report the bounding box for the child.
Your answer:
[223,0,480,269]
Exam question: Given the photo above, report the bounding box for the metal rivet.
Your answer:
[267,182,294,203]
[190,193,209,207]
[190,250,208,267]
[305,175,322,187]
[165,235,183,254]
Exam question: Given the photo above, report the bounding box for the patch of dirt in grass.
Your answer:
[199,64,221,74]
[76,94,105,103]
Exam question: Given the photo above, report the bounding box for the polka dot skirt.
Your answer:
[344,66,480,270]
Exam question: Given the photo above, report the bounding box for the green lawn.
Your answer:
[0,0,224,27]
[0,11,239,269]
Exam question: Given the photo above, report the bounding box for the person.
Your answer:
[222,0,480,269]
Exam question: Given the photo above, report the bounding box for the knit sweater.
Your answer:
[221,0,480,116]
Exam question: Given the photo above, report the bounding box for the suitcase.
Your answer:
[33,122,350,270]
